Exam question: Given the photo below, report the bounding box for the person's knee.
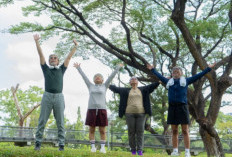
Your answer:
[99,129,105,135]
[89,127,95,134]
[136,129,144,134]
[182,129,189,136]
[172,129,179,135]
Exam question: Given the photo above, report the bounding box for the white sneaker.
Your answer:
[171,151,180,156]
[100,147,106,153]
[91,147,96,152]
[185,152,191,157]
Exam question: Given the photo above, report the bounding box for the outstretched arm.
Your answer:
[64,39,78,67]
[33,34,45,65]
[187,63,216,84]
[74,63,92,88]
[105,64,124,87]
[145,82,160,93]
[147,64,169,84]
[109,85,122,94]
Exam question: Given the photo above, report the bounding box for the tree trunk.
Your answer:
[199,127,224,157]
[14,124,27,147]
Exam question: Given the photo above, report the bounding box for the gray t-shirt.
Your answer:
[77,66,120,109]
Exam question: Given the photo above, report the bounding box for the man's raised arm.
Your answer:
[64,39,78,67]
[33,34,45,65]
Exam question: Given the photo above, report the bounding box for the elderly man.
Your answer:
[147,63,216,157]
[33,34,77,151]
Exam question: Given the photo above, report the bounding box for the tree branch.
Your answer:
[204,22,230,58]
[152,0,173,12]
[171,0,215,83]
[204,0,229,20]
[138,32,157,68]
[140,32,174,59]
[22,103,41,120]
[229,0,232,29]
[11,84,23,120]
[121,0,136,58]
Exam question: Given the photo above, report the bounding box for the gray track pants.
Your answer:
[35,91,65,146]
[125,113,146,151]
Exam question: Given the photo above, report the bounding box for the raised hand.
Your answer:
[147,64,154,70]
[118,63,124,68]
[208,62,216,68]
[73,62,81,68]
[33,34,40,41]
[73,39,78,46]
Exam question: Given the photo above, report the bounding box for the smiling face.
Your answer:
[130,77,138,87]
[49,54,59,66]
[93,74,104,84]
[172,67,183,79]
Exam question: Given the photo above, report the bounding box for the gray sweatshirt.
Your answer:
[77,66,121,110]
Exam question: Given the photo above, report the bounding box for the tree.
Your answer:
[0,84,43,127]
[1,0,232,156]
[0,84,43,146]
[10,84,41,127]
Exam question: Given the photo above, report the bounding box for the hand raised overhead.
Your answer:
[147,64,154,70]
[73,62,81,68]
[208,62,216,68]
[73,39,78,46]
[33,34,40,41]
[118,63,124,68]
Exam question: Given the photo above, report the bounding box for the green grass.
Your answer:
[0,143,231,157]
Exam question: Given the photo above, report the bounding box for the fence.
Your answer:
[0,126,232,154]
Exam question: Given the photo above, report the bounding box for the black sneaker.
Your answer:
[34,141,41,151]
[59,145,64,151]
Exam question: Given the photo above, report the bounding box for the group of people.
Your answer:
[33,34,215,157]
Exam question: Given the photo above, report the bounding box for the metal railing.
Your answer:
[0,126,232,153]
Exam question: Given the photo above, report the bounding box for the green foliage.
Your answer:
[8,22,44,34]
[216,112,232,139]
[0,86,43,127]
[0,0,14,7]
[1,0,231,68]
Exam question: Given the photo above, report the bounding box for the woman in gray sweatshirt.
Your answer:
[73,62,123,153]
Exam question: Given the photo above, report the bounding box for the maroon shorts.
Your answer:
[85,109,108,126]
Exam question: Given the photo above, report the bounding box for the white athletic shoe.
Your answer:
[100,147,106,153]
[91,147,96,152]
[185,152,191,157]
[171,151,180,156]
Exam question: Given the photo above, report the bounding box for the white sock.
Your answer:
[173,148,178,152]
[185,148,190,153]
[91,144,95,149]
[100,140,106,149]
[90,140,95,149]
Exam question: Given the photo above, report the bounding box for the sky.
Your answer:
[0,1,130,124]
[0,1,231,125]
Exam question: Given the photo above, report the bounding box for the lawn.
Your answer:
[0,143,231,157]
